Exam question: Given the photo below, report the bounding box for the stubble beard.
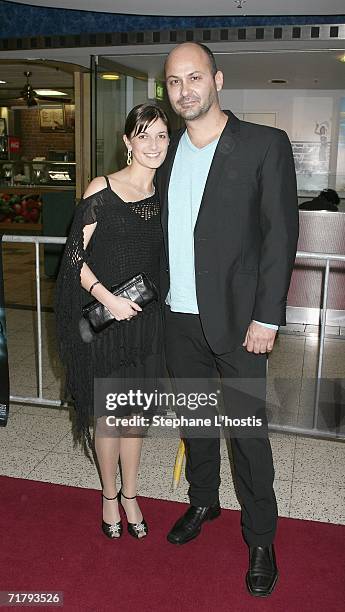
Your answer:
[175,88,217,121]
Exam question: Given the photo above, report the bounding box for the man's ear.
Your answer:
[215,70,224,92]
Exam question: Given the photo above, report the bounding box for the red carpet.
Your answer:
[1,476,344,612]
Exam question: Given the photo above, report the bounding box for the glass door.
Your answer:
[91,56,149,178]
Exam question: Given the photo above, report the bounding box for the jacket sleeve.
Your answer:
[252,130,299,326]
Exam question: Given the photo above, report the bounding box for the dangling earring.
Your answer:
[127,149,132,166]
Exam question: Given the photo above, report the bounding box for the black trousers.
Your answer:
[164,306,278,547]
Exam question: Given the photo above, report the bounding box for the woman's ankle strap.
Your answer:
[102,492,118,500]
[121,491,136,500]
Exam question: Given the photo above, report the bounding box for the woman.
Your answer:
[55,103,170,540]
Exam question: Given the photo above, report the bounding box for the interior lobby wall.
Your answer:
[220,88,344,202]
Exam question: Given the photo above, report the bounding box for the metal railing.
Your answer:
[269,251,345,441]
[3,234,345,440]
[3,235,66,408]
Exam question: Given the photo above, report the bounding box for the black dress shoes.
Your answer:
[246,544,278,597]
[167,500,221,545]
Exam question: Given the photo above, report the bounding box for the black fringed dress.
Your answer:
[55,176,164,449]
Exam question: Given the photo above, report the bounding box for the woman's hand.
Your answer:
[103,294,142,321]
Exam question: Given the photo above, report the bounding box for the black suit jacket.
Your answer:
[156,110,299,354]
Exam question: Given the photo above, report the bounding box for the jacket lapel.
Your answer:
[160,127,185,263]
[160,110,241,262]
[194,110,240,232]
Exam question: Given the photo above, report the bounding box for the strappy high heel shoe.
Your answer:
[118,490,148,539]
[101,492,123,539]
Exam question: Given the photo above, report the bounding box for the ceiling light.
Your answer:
[101,73,120,80]
[269,79,288,84]
[0,80,7,84]
[35,89,68,96]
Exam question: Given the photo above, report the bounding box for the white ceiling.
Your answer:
[0,61,74,90]
[9,0,345,17]
[0,51,344,94]
[0,60,75,102]
[101,51,345,89]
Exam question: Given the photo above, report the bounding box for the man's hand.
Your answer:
[242,321,277,354]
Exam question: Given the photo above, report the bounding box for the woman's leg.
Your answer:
[119,435,145,530]
[117,350,159,531]
[95,416,121,524]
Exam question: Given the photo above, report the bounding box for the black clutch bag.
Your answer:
[81,272,158,334]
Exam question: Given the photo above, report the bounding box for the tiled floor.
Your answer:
[1,243,345,527]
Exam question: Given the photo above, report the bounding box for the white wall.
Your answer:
[219,88,343,137]
[219,88,344,196]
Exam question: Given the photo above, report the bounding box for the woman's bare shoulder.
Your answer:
[82,176,107,199]
[107,169,127,187]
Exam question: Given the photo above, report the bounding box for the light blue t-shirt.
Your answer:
[166,129,278,330]
[166,130,219,313]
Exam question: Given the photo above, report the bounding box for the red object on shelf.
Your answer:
[8,137,20,153]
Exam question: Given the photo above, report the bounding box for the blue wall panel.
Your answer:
[0,1,344,39]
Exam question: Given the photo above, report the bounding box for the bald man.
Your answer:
[156,42,298,597]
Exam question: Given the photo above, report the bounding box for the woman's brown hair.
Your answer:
[124,103,170,138]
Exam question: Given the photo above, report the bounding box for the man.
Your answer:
[156,42,299,597]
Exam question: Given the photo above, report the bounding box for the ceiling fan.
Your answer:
[0,71,72,107]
